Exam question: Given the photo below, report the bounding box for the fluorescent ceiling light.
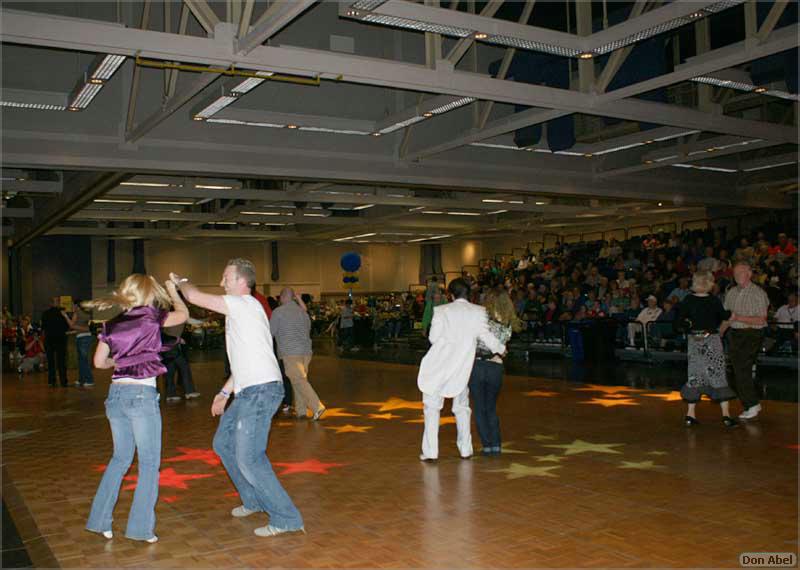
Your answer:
[0,101,66,111]
[194,95,238,119]
[554,150,584,156]
[241,211,282,215]
[408,234,452,243]
[352,204,376,210]
[351,0,387,9]
[298,126,371,135]
[408,206,425,211]
[422,211,444,214]
[145,200,194,205]
[481,199,506,203]
[209,221,237,225]
[230,71,275,96]
[90,54,126,82]
[470,143,524,151]
[671,163,738,173]
[207,118,285,128]
[486,210,508,215]
[94,199,137,204]
[69,82,103,110]
[361,13,472,37]
[378,115,425,134]
[429,97,476,115]
[353,233,377,238]
[742,161,797,172]
[652,130,701,142]
[592,142,645,156]
[120,181,172,188]
[303,213,328,217]
[483,35,579,58]
[691,76,799,101]
[508,200,525,204]
[535,201,547,205]
[447,211,482,216]
[195,184,235,190]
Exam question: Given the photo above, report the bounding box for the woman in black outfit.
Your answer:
[675,271,738,428]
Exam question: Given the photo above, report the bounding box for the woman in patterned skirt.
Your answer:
[675,271,738,428]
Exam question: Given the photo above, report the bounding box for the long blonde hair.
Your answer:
[484,290,523,333]
[83,274,171,311]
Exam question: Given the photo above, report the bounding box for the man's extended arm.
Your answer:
[170,273,228,315]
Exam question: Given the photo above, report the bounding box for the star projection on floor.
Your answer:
[164,447,222,467]
[325,424,373,434]
[527,434,557,442]
[368,413,402,420]
[1,410,31,419]
[405,416,456,426]
[542,439,625,455]
[122,467,214,491]
[572,384,645,396]
[487,463,562,480]
[2,430,40,441]
[356,397,423,412]
[533,454,566,463]
[618,460,666,471]
[521,390,559,397]
[319,408,361,418]
[639,391,683,401]
[273,459,346,475]
[578,397,640,407]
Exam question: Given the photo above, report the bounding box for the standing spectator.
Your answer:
[41,297,70,388]
[339,299,355,351]
[162,325,200,402]
[421,291,446,337]
[270,288,325,421]
[69,301,95,387]
[724,260,769,420]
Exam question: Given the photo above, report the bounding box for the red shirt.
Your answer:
[252,291,273,320]
[768,243,797,257]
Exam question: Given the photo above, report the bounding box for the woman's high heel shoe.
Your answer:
[685,416,700,427]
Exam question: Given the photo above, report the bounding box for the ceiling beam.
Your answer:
[445,0,504,65]
[184,0,220,34]
[47,226,298,239]
[12,172,129,248]
[0,180,63,194]
[234,0,316,54]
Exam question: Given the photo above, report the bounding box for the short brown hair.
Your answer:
[226,258,257,288]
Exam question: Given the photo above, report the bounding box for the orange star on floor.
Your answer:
[325,424,373,434]
[573,384,645,395]
[320,408,361,418]
[355,397,423,412]
[578,397,639,407]
[405,416,456,426]
[639,391,683,401]
[273,459,346,475]
[522,390,558,397]
[368,413,402,420]
[123,467,214,491]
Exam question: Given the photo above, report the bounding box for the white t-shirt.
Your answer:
[223,295,282,393]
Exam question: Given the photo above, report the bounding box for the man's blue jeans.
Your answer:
[86,384,161,540]
[76,335,94,385]
[213,382,303,530]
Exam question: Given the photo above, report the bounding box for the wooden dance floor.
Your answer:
[2,355,797,568]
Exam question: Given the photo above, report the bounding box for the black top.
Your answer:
[41,306,70,340]
[675,294,731,334]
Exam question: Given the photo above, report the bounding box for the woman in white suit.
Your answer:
[417,279,505,461]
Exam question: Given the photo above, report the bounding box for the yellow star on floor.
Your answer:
[526,434,557,441]
[639,391,683,401]
[578,397,639,407]
[355,397,423,412]
[405,416,456,426]
[534,454,565,463]
[618,460,665,471]
[324,424,373,434]
[322,408,361,418]
[275,421,294,427]
[543,439,624,455]
[573,384,645,395]
[521,390,558,397]
[368,413,402,420]
[498,443,528,454]
[486,463,561,480]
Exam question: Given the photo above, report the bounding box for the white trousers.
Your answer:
[421,387,473,459]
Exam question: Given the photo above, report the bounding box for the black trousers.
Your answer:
[45,337,68,386]
[727,329,763,409]
[163,345,196,397]
[468,359,504,449]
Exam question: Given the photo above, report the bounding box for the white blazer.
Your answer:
[417,299,506,398]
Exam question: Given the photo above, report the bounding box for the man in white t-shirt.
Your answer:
[171,259,304,538]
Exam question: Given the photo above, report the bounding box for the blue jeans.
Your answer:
[87,384,161,540]
[468,360,503,449]
[76,335,94,385]
[213,382,303,530]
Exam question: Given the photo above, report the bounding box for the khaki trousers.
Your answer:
[282,355,321,417]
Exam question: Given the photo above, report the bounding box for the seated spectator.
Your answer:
[668,277,691,302]
[769,233,797,257]
[697,246,719,273]
[18,330,46,374]
[627,295,661,347]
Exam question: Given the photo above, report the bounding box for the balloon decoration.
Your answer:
[340,252,361,289]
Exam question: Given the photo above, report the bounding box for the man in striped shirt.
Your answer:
[724,260,769,420]
[270,288,326,421]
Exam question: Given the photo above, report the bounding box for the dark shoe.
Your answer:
[685,415,700,427]
[722,416,739,428]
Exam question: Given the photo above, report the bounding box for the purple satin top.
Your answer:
[98,305,168,379]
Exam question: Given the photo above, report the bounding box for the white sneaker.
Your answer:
[738,404,762,420]
[231,505,257,518]
[166,396,181,403]
[185,392,201,399]
[254,524,305,537]
[419,454,437,462]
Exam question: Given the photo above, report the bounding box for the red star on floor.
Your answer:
[123,467,215,491]
[273,459,346,475]
[164,447,221,467]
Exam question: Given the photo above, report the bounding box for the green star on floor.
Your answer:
[534,454,565,463]
[526,434,557,441]
[618,460,665,471]
[543,439,624,455]
[498,443,528,455]
[486,463,561,480]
